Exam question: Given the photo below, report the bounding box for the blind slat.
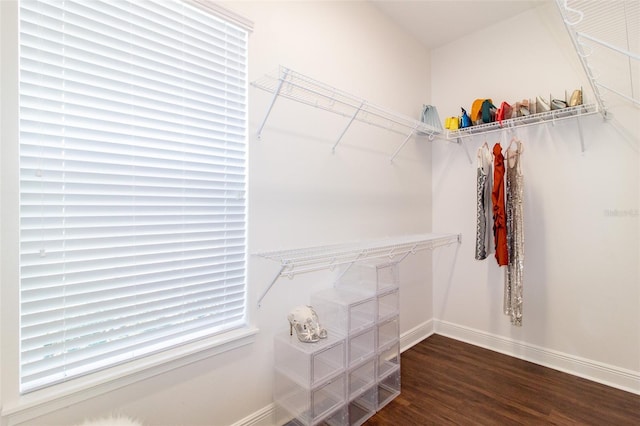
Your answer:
[19,0,248,393]
[22,310,246,390]
[23,287,247,342]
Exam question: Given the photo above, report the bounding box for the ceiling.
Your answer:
[370,0,550,49]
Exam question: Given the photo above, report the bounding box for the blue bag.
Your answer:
[460,107,472,128]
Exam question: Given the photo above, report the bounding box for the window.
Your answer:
[18,0,248,392]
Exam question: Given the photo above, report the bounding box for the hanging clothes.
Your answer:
[504,139,525,326]
[475,143,493,260]
[492,143,509,266]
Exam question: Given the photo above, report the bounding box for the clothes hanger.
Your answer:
[507,135,520,152]
[506,136,523,165]
[477,140,492,170]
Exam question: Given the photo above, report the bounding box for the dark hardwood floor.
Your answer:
[365,334,640,425]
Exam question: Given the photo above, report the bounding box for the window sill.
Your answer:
[1,326,259,426]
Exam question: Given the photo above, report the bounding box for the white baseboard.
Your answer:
[434,319,640,396]
[400,319,434,353]
[229,403,275,426]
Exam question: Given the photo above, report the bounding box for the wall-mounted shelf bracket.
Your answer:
[576,113,586,152]
[455,136,473,165]
[256,68,290,139]
[389,123,420,163]
[333,101,366,153]
[254,233,460,307]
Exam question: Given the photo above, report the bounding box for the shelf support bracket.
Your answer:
[256,68,290,139]
[576,114,586,153]
[596,82,639,108]
[333,101,365,153]
[257,262,289,307]
[390,123,419,163]
[332,250,366,285]
[457,137,473,165]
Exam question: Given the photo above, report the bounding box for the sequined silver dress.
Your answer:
[475,145,493,260]
[504,141,524,326]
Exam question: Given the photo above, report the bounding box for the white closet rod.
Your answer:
[254,233,460,307]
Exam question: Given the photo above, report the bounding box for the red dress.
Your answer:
[492,143,509,266]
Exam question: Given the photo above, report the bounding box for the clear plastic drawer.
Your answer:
[311,287,376,336]
[348,385,377,426]
[377,341,400,380]
[376,368,400,410]
[274,370,346,426]
[348,327,375,367]
[377,316,399,350]
[377,288,399,321]
[274,332,345,387]
[336,261,399,295]
[348,358,376,400]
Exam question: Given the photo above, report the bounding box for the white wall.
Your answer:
[431,3,640,392]
[1,1,434,425]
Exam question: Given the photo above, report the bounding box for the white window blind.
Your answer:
[18,0,248,392]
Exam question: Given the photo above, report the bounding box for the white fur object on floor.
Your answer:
[75,415,142,426]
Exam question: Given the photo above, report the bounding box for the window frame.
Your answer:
[0,1,256,422]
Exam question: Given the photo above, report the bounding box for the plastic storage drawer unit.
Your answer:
[347,357,376,400]
[376,368,400,411]
[274,332,346,388]
[347,326,375,367]
[377,340,400,380]
[348,385,377,426]
[335,261,399,295]
[311,287,376,336]
[377,288,399,321]
[274,371,347,426]
[376,316,399,350]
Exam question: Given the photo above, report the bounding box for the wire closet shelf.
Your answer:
[254,233,460,307]
[446,103,599,140]
[251,66,442,162]
[556,0,640,113]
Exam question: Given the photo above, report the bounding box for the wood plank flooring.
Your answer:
[365,334,640,425]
